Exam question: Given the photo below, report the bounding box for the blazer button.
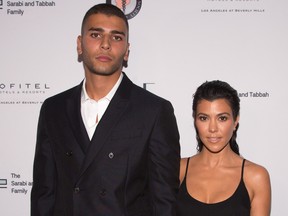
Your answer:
[66,151,73,157]
[108,152,114,159]
[74,187,80,193]
[100,189,106,196]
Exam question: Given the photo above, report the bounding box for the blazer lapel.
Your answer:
[66,82,91,154]
[77,73,133,179]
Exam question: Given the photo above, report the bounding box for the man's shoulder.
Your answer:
[43,83,81,106]
[131,83,170,104]
[122,73,170,104]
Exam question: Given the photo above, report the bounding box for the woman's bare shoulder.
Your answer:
[243,159,271,215]
[179,155,199,183]
[244,159,270,180]
[243,159,271,194]
[179,157,189,183]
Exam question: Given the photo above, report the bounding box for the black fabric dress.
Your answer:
[176,158,251,216]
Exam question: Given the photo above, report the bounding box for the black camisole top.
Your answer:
[176,158,251,216]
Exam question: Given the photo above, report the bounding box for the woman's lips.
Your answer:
[207,137,221,143]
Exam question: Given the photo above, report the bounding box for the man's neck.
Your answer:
[84,71,122,101]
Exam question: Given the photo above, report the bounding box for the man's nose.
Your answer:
[101,36,111,50]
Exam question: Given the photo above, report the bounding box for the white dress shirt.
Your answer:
[81,73,123,140]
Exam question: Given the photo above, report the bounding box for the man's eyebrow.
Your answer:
[88,27,104,32]
[88,27,126,36]
[111,30,126,36]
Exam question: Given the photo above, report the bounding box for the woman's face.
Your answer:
[195,98,239,153]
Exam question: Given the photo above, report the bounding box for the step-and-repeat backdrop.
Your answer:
[1,0,287,215]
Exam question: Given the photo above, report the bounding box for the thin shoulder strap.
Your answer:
[241,159,246,179]
[184,157,190,178]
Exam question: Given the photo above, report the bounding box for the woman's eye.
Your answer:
[219,116,228,121]
[199,116,207,121]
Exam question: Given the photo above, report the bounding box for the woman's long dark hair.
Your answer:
[192,80,240,155]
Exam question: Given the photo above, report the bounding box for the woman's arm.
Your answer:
[245,161,271,216]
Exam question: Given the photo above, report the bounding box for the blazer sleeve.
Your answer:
[148,100,180,216]
[31,101,56,216]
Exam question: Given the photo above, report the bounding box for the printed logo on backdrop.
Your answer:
[238,91,270,98]
[0,82,51,105]
[0,179,7,189]
[2,0,56,16]
[201,0,265,14]
[0,173,32,195]
[106,0,142,19]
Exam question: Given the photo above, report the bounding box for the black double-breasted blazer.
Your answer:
[31,73,180,216]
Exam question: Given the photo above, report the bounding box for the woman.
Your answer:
[176,80,271,216]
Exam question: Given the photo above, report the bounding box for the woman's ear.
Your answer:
[234,115,240,130]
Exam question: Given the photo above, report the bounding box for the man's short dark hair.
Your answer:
[81,3,129,35]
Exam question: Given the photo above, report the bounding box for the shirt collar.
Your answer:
[81,72,123,103]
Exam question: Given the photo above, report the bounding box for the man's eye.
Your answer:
[113,35,123,41]
[91,33,101,38]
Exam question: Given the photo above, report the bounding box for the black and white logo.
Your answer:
[106,0,142,19]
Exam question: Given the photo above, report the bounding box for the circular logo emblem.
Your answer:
[106,0,142,19]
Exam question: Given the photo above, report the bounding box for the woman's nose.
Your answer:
[209,120,218,132]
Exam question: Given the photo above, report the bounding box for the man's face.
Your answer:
[77,13,129,77]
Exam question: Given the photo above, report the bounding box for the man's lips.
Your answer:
[96,55,112,62]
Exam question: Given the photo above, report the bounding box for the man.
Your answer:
[31,3,180,216]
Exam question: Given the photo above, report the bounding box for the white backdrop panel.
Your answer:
[0,0,287,215]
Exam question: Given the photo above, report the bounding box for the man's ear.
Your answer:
[77,35,83,62]
[123,43,130,68]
